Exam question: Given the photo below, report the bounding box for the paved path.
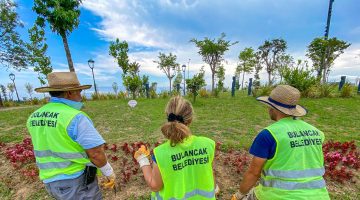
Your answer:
[0,105,38,112]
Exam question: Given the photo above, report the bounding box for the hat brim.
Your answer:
[256,96,307,117]
[35,85,92,93]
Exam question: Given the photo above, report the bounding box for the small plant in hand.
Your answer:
[323,140,360,183]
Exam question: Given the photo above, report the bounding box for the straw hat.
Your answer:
[256,85,307,117]
[35,72,92,93]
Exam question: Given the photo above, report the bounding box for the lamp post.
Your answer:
[9,73,20,102]
[182,64,186,96]
[88,59,98,95]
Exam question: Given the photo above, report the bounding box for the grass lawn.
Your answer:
[0,91,359,199]
[1,91,359,146]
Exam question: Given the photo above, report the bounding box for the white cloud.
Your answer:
[82,0,169,48]
[328,44,360,83]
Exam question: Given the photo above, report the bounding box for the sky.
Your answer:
[1,0,360,99]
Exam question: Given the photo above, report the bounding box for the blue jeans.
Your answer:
[44,173,102,200]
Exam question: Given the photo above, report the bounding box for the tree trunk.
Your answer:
[241,71,245,90]
[211,72,215,92]
[132,91,136,99]
[169,78,172,93]
[322,61,327,84]
[61,33,75,72]
[0,92,3,107]
[268,72,272,86]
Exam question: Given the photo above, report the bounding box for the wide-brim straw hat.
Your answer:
[256,85,307,117]
[35,72,92,93]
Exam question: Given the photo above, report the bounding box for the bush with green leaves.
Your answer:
[283,66,317,95]
[199,88,210,98]
[123,74,142,99]
[159,91,169,99]
[186,67,206,102]
[340,83,353,98]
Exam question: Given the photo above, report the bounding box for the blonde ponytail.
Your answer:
[161,96,193,146]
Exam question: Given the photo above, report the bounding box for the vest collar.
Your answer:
[50,97,84,110]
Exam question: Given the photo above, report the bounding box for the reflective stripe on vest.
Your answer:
[152,135,215,199]
[34,150,88,159]
[263,167,325,179]
[27,103,92,180]
[152,189,215,200]
[254,118,330,199]
[260,178,326,190]
[36,161,72,169]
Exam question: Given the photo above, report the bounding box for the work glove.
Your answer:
[231,191,246,200]
[215,184,220,196]
[99,162,117,190]
[134,145,150,168]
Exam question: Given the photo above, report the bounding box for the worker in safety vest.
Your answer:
[27,72,116,200]
[134,96,219,199]
[232,85,330,200]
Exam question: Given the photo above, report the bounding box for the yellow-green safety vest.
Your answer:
[151,135,216,200]
[255,117,330,200]
[27,102,91,180]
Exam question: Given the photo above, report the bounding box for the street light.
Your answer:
[87,59,98,95]
[182,64,186,96]
[9,73,20,102]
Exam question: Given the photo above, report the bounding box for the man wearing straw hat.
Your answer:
[27,72,116,200]
[232,85,330,200]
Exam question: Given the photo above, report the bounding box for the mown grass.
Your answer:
[1,91,359,147]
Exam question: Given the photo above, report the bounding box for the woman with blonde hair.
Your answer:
[134,96,217,199]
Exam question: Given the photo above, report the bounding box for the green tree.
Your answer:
[253,51,263,88]
[0,0,29,71]
[109,38,130,74]
[27,21,52,85]
[33,0,82,72]
[276,54,293,83]
[283,62,317,93]
[237,47,256,90]
[7,83,14,101]
[172,65,183,92]
[258,39,287,85]
[25,82,34,99]
[216,64,225,91]
[186,67,206,102]
[154,52,179,93]
[0,84,7,101]
[306,37,350,83]
[123,61,143,99]
[191,33,237,92]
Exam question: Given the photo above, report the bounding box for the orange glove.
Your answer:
[134,145,150,168]
[231,191,246,200]
[99,162,116,190]
[101,171,116,190]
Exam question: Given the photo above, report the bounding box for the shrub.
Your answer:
[199,88,210,98]
[117,91,128,99]
[106,93,117,100]
[340,83,353,98]
[159,91,169,99]
[91,93,99,100]
[283,66,317,93]
[30,98,40,105]
[319,84,335,97]
[3,101,18,107]
[150,90,157,99]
